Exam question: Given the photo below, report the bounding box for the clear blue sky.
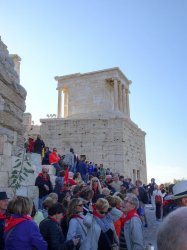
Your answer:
[1,0,187,183]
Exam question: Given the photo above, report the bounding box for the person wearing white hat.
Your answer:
[173,180,187,207]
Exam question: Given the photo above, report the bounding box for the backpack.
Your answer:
[155,194,162,205]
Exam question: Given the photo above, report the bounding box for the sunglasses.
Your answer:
[99,210,108,214]
[93,180,98,182]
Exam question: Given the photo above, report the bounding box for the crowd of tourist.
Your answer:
[1,139,187,250]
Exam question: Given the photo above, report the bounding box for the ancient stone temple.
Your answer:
[0,37,38,198]
[41,68,147,183]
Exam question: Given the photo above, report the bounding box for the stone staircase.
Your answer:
[16,153,57,209]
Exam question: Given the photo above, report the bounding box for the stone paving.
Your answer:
[143,205,163,250]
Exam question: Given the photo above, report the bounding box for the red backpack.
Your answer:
[155,194,162,205]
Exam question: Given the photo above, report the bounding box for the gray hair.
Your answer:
[157,207,187,250]
[125,193,139,210]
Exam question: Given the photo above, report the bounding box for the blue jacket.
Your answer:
[4,219,47,250]
[77,161,88,177]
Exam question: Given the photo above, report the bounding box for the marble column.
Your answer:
[114,79,119,111]
[122,86,126,114]
[126,88,130,117]
[57,89,62,118]
[63,89,68,118]
[118,82,123,111]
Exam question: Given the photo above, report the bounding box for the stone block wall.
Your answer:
[40,117,147,184]
[0,37,38,199]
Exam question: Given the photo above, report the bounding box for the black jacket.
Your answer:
[39,217,74,250]
[138,186,148,204]
[0,218,5,250]
[35,174,53,198]
[33,138,45,154]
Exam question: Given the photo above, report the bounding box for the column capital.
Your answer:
[62,88,68,93]
[125,88,130,94]
[112,77,120,83]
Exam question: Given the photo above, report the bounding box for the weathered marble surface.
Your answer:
[41,117,147,184]
[56,68,131,119]
[0,37,38,199]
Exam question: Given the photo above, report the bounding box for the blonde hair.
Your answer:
[48,193,58,202]
[90,177,102,193]
[67,198,83,221]
[96,198,109,211]
[11,196,32,215]
[105,195,116,207]
[43,197,53,209]
[114,195,122,207]
[102,188,110,196]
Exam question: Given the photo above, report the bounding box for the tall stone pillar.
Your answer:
[57,89,62,118]
[118,82,123,112]
[114,79,119,111]
[126,88,130,117]
[63,89,68,118]
[122,86,127,114]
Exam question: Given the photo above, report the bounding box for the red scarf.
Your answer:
[64,168,69,185]
[93,186,98,195]
[48,216,58,223]
[71,214,84,219]
[38,173,49,181]
[122,209,139,225]
[4,215,32,233]
[93,209,103,219]
[0,213,6,220]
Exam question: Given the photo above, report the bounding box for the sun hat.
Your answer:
[0,192,9,200]
[173,180,187,199]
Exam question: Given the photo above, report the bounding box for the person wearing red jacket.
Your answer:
[49,148,61,176]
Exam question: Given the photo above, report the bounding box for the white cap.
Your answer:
[173,180,187,199]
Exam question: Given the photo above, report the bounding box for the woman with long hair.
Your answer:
[66,198,93,250]
[90,177,102,203]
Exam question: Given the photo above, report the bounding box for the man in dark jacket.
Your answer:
[76,155,88,182]
[33,135,45,155]
[35,167,53,209]
[136,180,148,227]
[39,203,80,250]
[0,192,9,250]
[42,147,51,165]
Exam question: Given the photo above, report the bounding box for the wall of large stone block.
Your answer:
[0,37,38,198]
[41,117,147,184]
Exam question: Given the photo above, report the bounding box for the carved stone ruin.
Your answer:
[41,68,147,184]
[0,37,38,199]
